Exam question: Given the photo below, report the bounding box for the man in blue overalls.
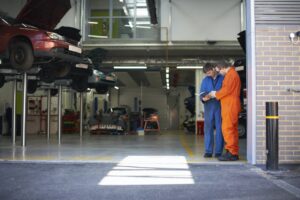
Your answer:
[200,63,224,158]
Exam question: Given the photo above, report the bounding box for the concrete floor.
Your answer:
[0,130,247,163]
[1,131,300,200]
[0,162,299,200]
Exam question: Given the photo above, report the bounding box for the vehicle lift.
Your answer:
[0,67,85,147]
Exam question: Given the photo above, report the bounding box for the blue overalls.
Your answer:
[200,74,224,155]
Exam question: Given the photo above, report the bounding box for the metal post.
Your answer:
[266,102,279,170]
[22,73,28,147]
[58,85,62,145]
[47,89,51,141]
[80,92,83,138]
[12,79,17,145]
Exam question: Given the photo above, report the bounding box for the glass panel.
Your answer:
[84,0,160,40]
[90,0,110,16]
[87,17,109,39]
[112,18,134,38]
[136,25,159,40]
[113,0,126,16]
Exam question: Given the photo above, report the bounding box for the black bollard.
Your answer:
[266,102,279,170]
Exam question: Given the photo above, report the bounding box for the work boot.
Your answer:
[218,151,239,161]
[203,153,212,158]
[214,153,222,158]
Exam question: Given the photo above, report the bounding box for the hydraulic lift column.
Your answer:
[80,92,84,138]
[47,89,51,141]
[22,73,28,147]
[57,85,62,145]
[12,79,17,146]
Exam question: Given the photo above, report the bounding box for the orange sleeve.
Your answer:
[216,72,238,100]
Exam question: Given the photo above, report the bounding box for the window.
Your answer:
[84,0,159,40]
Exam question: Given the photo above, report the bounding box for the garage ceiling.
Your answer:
[84,41,245,88]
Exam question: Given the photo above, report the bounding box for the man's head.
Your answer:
[203,63,217,78]
[215,61,230,76]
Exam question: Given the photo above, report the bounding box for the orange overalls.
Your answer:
[215,67,241,155]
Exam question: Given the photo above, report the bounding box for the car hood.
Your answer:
[15,0,71,31]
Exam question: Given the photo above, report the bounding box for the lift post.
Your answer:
[58,85,62,145]
[12,79,17,146]
[80,92,84,138]
[47,89,51,141]
[22,72,28,147]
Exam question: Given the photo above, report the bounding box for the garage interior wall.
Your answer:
[110,86,192,130]
[160,0,242,41]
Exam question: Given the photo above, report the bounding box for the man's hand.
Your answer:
[209,91,216,98]
[202,95,211,102]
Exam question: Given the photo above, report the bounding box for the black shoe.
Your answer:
[214,153,222,158]
[204,153,212,158]
[218,151,239,161]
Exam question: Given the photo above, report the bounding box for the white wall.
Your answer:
[161,0,241,41]
[110,86,199,130]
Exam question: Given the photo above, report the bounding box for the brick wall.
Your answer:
[256,25,300,164]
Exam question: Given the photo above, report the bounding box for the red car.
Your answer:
[0,0,86,75]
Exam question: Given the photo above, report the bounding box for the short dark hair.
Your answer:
[216,61,230,69]
[203,63,215,73]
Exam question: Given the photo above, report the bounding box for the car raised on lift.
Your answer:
[0,0,88,77]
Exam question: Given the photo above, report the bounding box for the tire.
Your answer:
[53,63,71,78]
[39,68,55,83]
[95,85,109,94]
[9,41,34,71]
[238,121,247,138]
[71,77,88,92]
[0,74,5,88]
[27,80,38,94]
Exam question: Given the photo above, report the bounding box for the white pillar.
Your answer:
[195,69,201,134]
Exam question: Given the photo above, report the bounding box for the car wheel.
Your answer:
[27,80,38,94]
[96,85,109,94]
[53,63,71,78]
[39,68,55,83]
[71,77,88,92]
[0,74,5,88]
[10,41,34,71]
[238,121,247,138]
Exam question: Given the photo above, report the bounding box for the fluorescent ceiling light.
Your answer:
[119,0,123,2]
[166,73,169,78]
[114,66,147,69]
[88,21,98,24]
[166,79,169,83]
[137,25,151,29]
[123,6,128,16]
[176,66,203,69]
[166,67,169,73]
[114,86,119,90]
[136,21,150,25]
[88,35,108,39]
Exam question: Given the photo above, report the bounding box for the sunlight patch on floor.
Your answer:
[98,156,195,185]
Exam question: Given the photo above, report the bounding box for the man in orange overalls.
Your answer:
[209,62,241,161]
